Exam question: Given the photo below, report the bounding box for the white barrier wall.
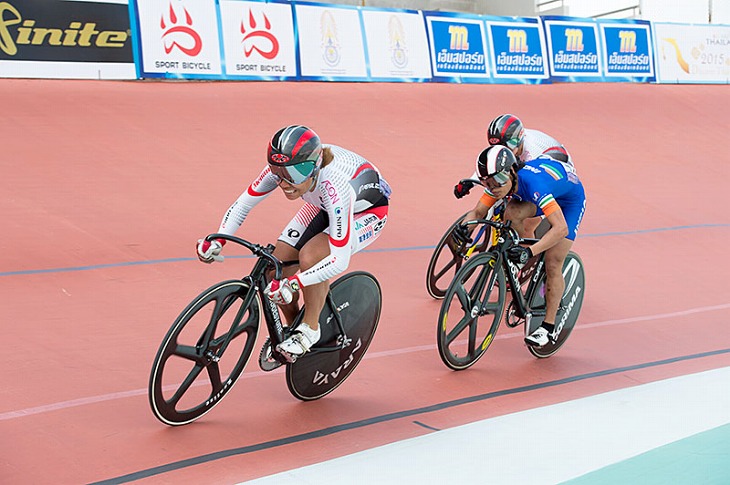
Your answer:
[654,23,730,84]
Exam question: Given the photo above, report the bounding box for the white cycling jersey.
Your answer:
[520,128,573,169]
[217,145,390,288]
[468,128,575,183]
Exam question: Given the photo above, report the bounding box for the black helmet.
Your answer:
[487,114,525,150]
[476,145,517,184]
[267,125,323,184]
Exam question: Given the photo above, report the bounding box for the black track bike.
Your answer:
[426,180,547,299]
[149,234,381,426]
[436,213,585,370]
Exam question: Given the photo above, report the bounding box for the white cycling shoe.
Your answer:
[276,322,321,363]
[524,326,550,347]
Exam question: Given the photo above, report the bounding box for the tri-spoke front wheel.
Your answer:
[149,280,261,425]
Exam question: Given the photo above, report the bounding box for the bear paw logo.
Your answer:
[160,2,202,56]
[241,10,279,59]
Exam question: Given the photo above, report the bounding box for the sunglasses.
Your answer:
[481,170,511,187]
[269,161,316,185]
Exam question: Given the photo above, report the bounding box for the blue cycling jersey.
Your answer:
[513,156,586,240]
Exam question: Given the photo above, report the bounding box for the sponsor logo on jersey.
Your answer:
[323,179,340,205]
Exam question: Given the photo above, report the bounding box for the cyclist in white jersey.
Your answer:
[454,114,575,236]
[196,125,391,362]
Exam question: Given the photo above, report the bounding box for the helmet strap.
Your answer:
[507,168,518,196]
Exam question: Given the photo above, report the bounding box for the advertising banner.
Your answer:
[131,0,223,78]
[599,20,654,81]
[424,12,490,82]
[219,0,297,79]
[361,9,431,80]
[543,18,601,80]
[654,23,730,83]
[0,0,134,79]
[486,17,549,82]
[295,3,367,80]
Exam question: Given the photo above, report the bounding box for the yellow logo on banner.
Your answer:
[619,30,637,53]
[320,9,340,67]
[0,1,128,56]
[507,29,528,53]
[661,38,690,73]
[565,28,583,52]
[388,15,407,68]
[448,25,469,50]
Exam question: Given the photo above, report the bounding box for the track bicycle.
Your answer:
[426,179,546,299]
[436,213,585,370]
[149,233,381,426]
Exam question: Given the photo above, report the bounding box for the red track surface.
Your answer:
[1,80,728,484]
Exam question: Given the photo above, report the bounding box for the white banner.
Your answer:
[295,4,368,79]
[361,9,431,79]
[654,23,730,83]
[135,0,222,77]
[219,0,297,78]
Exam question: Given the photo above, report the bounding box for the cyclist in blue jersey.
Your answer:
[453,145,586,347]
[453,114,574,237]
[454,114,574,200]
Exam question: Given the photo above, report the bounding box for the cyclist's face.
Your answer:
[278,177,313,200]
[483,174,512,198]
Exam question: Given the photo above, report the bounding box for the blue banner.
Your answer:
[425,13,489,80]
[487,18,549,82]
[599,20,654,80]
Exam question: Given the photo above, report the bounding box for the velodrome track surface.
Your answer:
[1,79,728,484]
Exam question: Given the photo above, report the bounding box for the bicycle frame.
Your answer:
[206,234,351,358]
[461,220,546,324]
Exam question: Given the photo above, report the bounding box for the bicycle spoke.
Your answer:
[445,314,474,345]
[454,284,472,312]
[168,363,206,406]
[206,362,223,391]
[433,256,460,281]
[482,301,502,314]
[172,343,201,361]
[194,295,226,349]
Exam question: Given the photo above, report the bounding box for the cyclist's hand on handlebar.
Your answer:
[453,180,475,199]
[196,238,225,263]
[451,223,472,246]
[266,276,301,305]
[507,245,533,265]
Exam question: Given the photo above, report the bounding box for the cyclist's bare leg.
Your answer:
[544,238,572,323]
[272,241,301,325]
[295,233,331,331]
[522,216,541,238]
[504,200,537,237]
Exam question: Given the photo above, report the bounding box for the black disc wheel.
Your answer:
[286,272,381,401]
[527,252,585,358]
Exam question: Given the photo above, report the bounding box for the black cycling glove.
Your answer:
[453,180,475,199]
[507,245,533,265]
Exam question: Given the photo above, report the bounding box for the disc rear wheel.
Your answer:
[527,252,585,358]
[286,272,381,401]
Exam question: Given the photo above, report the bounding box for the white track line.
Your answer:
[1,303,728,421]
